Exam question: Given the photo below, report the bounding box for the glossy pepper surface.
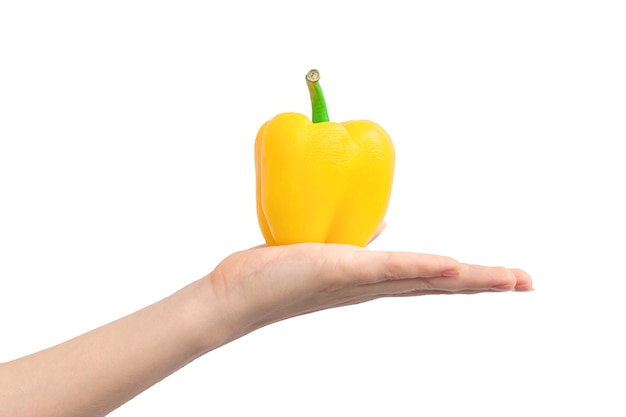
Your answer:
[255,70,395,246]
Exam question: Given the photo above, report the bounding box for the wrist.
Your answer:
[187,273,252,354]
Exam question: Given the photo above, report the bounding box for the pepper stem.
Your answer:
[306,69,329,123]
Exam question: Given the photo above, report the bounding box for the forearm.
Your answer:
[0,277,226,417]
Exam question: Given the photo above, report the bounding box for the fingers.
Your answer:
[341,251,533,298]
[454,264,533,292]
[346,250,461,284]
[361,263,532,297]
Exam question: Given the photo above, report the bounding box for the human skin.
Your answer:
[0,238,532,417]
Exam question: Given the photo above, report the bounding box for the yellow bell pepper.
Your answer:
[255,69,395,247]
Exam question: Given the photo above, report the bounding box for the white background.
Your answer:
[1,1,624,416]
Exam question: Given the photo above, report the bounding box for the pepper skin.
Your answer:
[255,70,395,247]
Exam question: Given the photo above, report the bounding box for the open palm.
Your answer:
[207,242,532,335]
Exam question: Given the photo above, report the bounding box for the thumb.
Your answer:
[367,221,387,245]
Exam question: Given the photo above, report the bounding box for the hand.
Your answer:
[0,227,532,417]
[206,239,533,338]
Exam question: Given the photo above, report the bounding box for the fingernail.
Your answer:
[442,269,459,277]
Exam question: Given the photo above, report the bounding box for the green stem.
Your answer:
[306,69,329,123]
